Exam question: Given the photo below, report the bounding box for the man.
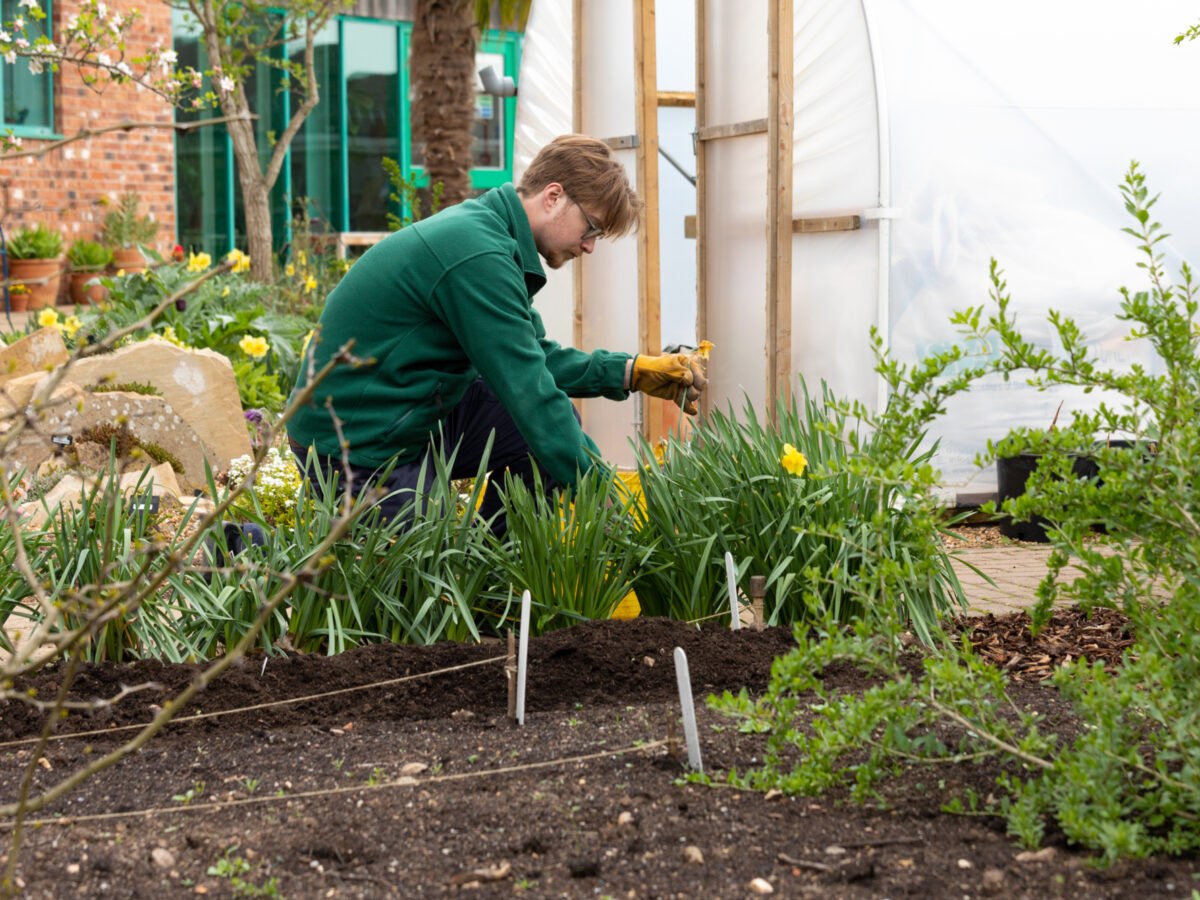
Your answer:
[287,134,706,531]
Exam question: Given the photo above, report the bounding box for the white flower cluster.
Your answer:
[227,447,304,527]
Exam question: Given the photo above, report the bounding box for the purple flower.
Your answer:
[244,409,264,423]
[175,298,187,312]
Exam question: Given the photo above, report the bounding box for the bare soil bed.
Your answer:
[1,614,1195,898]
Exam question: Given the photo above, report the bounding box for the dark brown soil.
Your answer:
[0,615,1194,898]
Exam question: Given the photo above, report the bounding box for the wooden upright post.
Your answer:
[634,0,665,448]
[694,0,709,418]
[766,0,794,418]
[573,0,585,354]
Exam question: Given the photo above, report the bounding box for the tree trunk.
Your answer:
[411,0,477,207]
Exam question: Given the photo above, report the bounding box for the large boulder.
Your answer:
[4,384,213,491]
[16,340,251,482]
[0,327,70,386]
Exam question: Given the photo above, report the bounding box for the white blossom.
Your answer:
[27,57,41,74]
[18,0,37,10]
[97,51,111,66]
[3,51,15,64]
[218,75,234,93]
[0,31,10,42]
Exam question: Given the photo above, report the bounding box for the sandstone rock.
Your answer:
[7,387,213,490]
[150,848,175,868]
[21,463,182,531]
[748,877,774,894]
[1015,847,1056,863]
[683,845,704,865]
[0,328,69,387]
[25,340,250,476]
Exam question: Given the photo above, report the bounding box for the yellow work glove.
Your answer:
[629,353,708,415]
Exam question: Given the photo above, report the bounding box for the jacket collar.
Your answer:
[483,184,547,296]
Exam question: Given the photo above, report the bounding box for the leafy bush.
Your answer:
[707,163,1200,866]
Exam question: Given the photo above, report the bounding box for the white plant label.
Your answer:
[673,647,703,772]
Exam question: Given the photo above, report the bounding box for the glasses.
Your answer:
[569,196,605,242]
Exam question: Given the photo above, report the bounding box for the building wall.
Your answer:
[1,0,176,286]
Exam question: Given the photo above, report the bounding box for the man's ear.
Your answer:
[542,182,565,213]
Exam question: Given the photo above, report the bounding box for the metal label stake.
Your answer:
[516,589,531,726]
[724,551,740,630]
[673,647,703,772]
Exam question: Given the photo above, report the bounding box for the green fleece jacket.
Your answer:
[287,184,631,486]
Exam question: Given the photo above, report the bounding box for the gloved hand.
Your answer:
[629,353,708,415]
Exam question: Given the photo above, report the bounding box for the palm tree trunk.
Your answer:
[411,0,477,207]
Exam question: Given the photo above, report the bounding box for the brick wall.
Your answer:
[1,0,177,298]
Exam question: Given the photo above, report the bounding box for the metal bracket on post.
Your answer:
[603,134,641,151]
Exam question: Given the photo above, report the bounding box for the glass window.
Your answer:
[2,0,53,134]
[343,20,398,232]
[471,50,505,170]
[173,12,232,254]
[289,21,342,234]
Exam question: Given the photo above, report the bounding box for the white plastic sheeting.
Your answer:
[514,0,1200,486]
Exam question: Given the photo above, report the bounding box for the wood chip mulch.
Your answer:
[954,606,1136,681]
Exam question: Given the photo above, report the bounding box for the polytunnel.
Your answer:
[512,0,1200,498]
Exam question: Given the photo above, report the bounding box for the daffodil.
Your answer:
[36,308,59,329]
[304,274,317,294]
[226,248,251,273]
[285,264,295,277]
[221,286,230,297]
[185,251,212,273]
[238,334,269,359]
[62,315,82,340]
[780,443,807,477]
[697,340,714,360]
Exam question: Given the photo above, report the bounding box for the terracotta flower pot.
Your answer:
[7,290,29,312]
[9,258,63,310]
[68,269,108,306]
[111,247,147,273]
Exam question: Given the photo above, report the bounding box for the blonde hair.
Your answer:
[517,134,642,238]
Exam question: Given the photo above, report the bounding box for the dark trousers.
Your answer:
[292,378,576,535]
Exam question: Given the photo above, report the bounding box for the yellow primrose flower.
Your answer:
[36,308,60,329]
[116,269,125,277]
[238,334,269,360]
[221,286,230,297]
[226,248,251,273]
[304,274,317,294]
[285,264,295,277]
[780,443,807,477]
[63,315,82,340]
[696,339,714,360]
[185,252,212,273]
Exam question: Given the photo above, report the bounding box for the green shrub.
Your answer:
[706,162,1200,867]
[99,192,159,249]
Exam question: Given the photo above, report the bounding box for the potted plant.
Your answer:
[66,239,114,305]
[6,223,65,309]
[6,283,31,313]
[99,192,159,272]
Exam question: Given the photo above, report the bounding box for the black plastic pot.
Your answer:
[996,441,1145,541]
[996,453,1098,542]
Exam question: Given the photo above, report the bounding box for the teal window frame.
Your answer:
[173,14,521,254]
[403,26,521,193]
[2,0,57,138]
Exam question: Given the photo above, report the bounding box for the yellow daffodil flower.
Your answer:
[185,252,212,273]
[697,340,714,359]
[304,274,317,293]
[36,308,60,329]
[285,264,295,277]
[780,443,808,476]
[226,248,251,273]
[238,334,269,360]
[221,286,230,297]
